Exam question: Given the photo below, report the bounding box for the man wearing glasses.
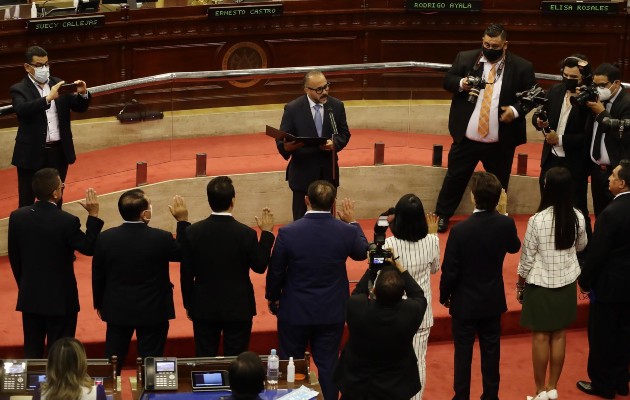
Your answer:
[585,63,630,217]
[10,45,91,208]
[276,69,351,220]
[434,23,536,233]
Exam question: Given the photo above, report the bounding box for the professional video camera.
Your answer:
[570,84,599,106]
[368,215,393,282]
[602,117,630,138]
[516,85,548,115]
[466,76,486,104]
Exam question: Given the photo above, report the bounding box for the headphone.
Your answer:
[561,56,593,84]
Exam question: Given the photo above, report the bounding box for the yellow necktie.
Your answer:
[478,65,496,138]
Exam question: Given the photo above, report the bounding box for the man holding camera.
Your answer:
[585,63,630,216]
[533,54,593,242]
[434,23,536,232]
[334,260,427,400]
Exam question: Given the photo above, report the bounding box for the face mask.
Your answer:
[482,47,503,63]
[32,65,49,84]
[563,77,579,93]
[597,87,612,102]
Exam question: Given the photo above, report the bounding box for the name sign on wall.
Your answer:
[405,0,481,12]
[27,15,104,32]
[541,1,621,14]
[208,4,283,19]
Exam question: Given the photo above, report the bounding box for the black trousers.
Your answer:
[278,321,344,400]
[292,190,308,221]
[192,319,252,357]
[539,154,592,242]
[17,144,68,208]
[105,322,169,374]
[435,138,515,218]
[452,315,501,400]
[22,312,77,358]
[589,163,614,217]
[587,301,630,396]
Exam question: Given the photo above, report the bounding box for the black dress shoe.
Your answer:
[437,216,450,233]
[576,381,615,399]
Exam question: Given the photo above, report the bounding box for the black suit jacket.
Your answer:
[439,211,521,319]
[334,269,427,400]
[8,201,104,316]
[586,89,630,167]
[535,83,589,172]
[10,76,91,170]
[180,214,275,321]
[92,221,190,326]
[276,95,351,192]
[579,193,630,303]
[443,49,536,148]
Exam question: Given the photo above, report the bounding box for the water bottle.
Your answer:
[266,349,279,384]
[286,356,295,383]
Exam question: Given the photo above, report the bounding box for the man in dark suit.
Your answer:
[277,70,352,220]
[92,189,190,373]
[181,176,275,357]
[585,63,630,217]
[577,159,630,399]
[335,262,427,400]
[439,172,521,400]
[10,46,91,208]
[8,167,103,358]
[266,180,368,400]
[435,24,536,232]
[534,54,593,241]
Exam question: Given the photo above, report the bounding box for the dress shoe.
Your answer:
[526,391,548,400]
[437,215,450,233]
[576,381,615,399]
[546,389,558,400]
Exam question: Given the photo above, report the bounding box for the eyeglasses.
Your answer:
[28,62,50,68]
[594,81,612,89]
[306,82,331,94]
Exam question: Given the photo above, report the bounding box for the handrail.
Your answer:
[0,61,566,117]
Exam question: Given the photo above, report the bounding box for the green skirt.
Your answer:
[520,281,577,331]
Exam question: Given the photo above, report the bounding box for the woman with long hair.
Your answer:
[384,193,440,399]
[517,167,587,400]
[35,337,106,400]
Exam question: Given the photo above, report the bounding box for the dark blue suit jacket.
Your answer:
[276,95,351,192]
[265,212,368,325]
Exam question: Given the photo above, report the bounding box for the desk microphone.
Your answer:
[39,0,53,17]
[327,106,338,137]
[327,106,339,181]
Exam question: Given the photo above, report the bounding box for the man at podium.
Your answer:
[276,70,351,220]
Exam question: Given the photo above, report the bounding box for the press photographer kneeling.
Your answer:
[334,250,428,400]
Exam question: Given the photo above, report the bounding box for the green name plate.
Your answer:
[541,1,620,14]
[27,15,104,32]
[405,0,481,12]
[208,4,283,18]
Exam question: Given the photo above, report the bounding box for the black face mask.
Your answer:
[563,77,579,93]
[482,47,504,63]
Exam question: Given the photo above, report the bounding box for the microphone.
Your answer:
[39,0,53,17]
[327,107,338,138]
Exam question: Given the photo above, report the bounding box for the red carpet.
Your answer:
[0,130,609,400]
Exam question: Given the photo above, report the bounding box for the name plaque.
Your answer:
[405,0,481,12]
[541,1,621,14]
[208,4,283,19]
[27,15,104,33]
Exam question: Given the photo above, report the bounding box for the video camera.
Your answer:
[570,84,599,107]
[368,215,393,282]
[516,85,548,115]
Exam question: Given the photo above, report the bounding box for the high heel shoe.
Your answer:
[546,389,558,399]
[526,391,549,400]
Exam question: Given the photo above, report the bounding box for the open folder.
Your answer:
[265,125,328,146]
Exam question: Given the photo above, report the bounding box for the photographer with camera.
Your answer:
[532,54,593,243]
[439,172,521,400]
[586,63,630,216]
[376,194,440,399]
[334,255,427,400]
[434,23,536,233]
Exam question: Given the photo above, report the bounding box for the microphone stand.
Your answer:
[328,107,338,182]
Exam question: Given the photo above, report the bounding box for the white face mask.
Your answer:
[32,65,49,84]
[597,86,613,102]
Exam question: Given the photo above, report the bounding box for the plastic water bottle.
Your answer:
[267,349,279,384]
[30,2,37,18]
[286,356,295,383]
